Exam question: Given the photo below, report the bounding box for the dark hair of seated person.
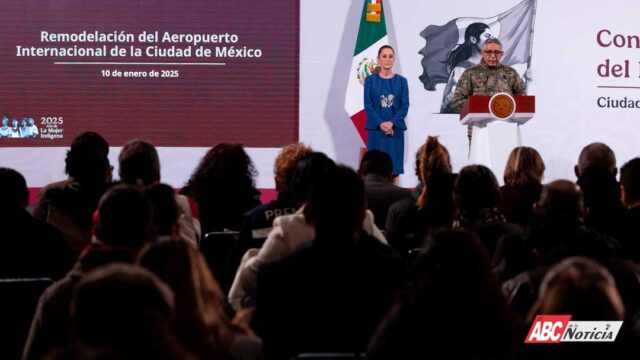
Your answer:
[305,165,365,240]
[146,183,180,237]
[68,263,190,359]
[367,229,517,359]
[358,150,393,179]
[139,240,255,360]
[288,152,336,207]
[95,184,153,248]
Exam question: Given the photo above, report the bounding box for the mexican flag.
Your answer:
[344,0,389,145]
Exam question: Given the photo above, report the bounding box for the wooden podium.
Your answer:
[460,94,535,181]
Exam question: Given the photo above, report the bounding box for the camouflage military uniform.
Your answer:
[451,60,526,145]
[451,61,526,111]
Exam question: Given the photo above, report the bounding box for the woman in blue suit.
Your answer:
[364,45,409,176]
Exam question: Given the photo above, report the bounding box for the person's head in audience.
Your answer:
[66,131,111,181]
[28,117,36,126]
[69,131,109,157]
[146,183,180,239]
[417,136,452,209]
[620,157,640,208]
[504,146,545,187]
[575,142,617,178]
[21,118,27,128]
[358,150,394,181]
[69,263,186,358]
[289,152,336,207]
[11,118,18,129]
[274,143,313,194]
[0,168,29,209]
[65,146,111,188]
[94,184,153,248]
[574,143,624,230]
[368,229,515,358]
[305,165,365,240]
[1,114,8,127]
[535,180,585,224]
[454,165,501,222]
[119,139,160,186]
[183,143,256,202]
[138,240,238,359]
[530,256,624,321]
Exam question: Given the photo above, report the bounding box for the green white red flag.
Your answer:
[344,0,389,145]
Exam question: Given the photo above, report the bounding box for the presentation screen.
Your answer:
[0,0,298,148]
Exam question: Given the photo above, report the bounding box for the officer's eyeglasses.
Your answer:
[482,50,504,56]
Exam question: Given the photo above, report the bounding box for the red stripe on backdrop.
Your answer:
[351,109,368,145]
[28,187,278,207]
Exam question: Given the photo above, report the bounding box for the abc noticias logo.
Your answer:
[525,315,623,343]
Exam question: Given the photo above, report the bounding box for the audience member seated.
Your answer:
[499,146,545,228]
[23,185,154,360]
[385,136,456,254]
[36,143,112,257]
[0,168,73,280]
[367,229,517,360]
[226,143,312,291]
[119,139,200,243]
[146,183,182,242]
[454,165,521,256]
[358,149,412,229]
[139,240,263,360]
[62,263,191,359]
[228,153,387,309]
[502,180,620,321]
[181,143,261,235]
[574,142,625,231]
[529,180,620,265]
[513,257,638,359]
[606,157,640,262]
[252,166,403,360]
[33,131,111,221]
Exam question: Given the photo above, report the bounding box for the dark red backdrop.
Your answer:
[0,0,298,147]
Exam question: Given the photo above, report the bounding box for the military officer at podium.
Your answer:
[451,38,526,143]
[451,38,526,110]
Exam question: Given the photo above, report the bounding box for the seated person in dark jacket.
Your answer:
[0,168,73,280]
[226,143,313,291]
[502,180,621,320]
[574,142,624,231]
[358,149,412,229]
[499,146,545,228]
[252,166,404,360]
[181,143,261,235]
[23,185,154,360]
[37,145,112,257]
[32,131,111,221]
[513,257,638,360]
[64,264,190,359]
[385,136,456,254]
[606,157,640,262]
[454,165,521,257]
[368,229,518,360]
[529,180,620,265]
